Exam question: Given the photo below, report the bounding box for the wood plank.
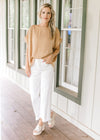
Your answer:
[0,77,94,140]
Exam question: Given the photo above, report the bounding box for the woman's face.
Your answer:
[40,7,51,23]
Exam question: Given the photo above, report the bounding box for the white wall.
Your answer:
[0,0,100,139]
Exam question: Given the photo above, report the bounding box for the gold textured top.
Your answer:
[24,25,62,68]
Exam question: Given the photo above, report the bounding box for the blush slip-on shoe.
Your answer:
[48,112,56,128]
[33,123,45,136]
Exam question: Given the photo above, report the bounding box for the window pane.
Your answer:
[8,29,14,63]
[39,0,51,5]
[8,0,15,28]
[64,66,72,84]
[63,0,83,28]
[20,30,27,68]
[40,0,44,5]
[20,0,30,69]
[64,48,72,66]
[20,0,30,28]
[8,0,15,64]
[59,30,81,91]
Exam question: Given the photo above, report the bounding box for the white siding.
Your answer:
[92,11,100,135]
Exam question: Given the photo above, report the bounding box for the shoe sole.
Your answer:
[48,121,55,128]
[33,128,45,136]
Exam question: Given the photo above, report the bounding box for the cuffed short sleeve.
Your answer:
[55,27,62,49]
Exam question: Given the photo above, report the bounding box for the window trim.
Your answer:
[54,0,87,105]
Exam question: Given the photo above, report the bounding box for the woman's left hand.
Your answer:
[42,54,54,64]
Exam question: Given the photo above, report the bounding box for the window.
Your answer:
[7,0,15,64]
[6,0,37,72]
[60,0,83,92]
[20,0,30,69]
[55,0,87,104]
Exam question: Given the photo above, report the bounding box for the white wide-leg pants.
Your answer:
[29,59,54,123]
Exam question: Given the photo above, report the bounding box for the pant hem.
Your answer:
[35,117,51,123]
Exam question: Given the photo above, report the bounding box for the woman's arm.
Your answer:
[51,45,60,59]
[25,47,31,77]
[42,46,60,64]
[25,47,30,68]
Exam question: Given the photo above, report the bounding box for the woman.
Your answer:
[25,3,62,136]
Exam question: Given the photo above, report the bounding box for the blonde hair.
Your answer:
[38,3,56,39]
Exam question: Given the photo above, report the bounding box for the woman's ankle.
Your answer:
[51,111,53,117]
[38,118,43,126]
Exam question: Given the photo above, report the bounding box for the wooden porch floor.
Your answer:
[0,77,94,140]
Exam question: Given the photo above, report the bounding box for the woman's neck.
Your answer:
[39,23,48,27]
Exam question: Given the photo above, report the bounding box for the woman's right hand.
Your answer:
[25,65,31,77]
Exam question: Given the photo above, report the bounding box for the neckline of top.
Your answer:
[36,25,49,29]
